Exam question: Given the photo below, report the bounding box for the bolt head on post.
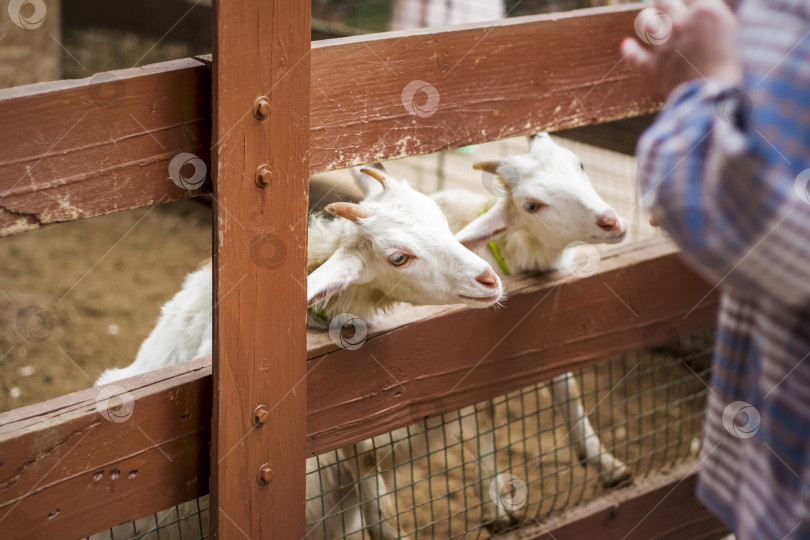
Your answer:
[257,464,274,485]
[253,404,270,427]
[253,97,271,120]
[255,165,272,188]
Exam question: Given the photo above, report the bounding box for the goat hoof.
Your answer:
[484,513,521,535]
[600,465,633,489]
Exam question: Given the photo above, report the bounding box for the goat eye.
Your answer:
[580,162,585,171]
[524,201,545,214]
[388,252,411,267]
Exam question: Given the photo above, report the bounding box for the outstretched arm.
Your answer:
[625,0,810,306]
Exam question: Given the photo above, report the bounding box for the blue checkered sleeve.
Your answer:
[637,50,810,306]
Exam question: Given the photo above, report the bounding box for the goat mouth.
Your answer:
[604,230,627,242]
[459,293,502,304]
[595,227,627,243]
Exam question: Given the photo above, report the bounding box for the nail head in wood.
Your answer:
[255,165,272,188]
[253,404,270,427]
[253,97,271,120]
[257,464,274,485]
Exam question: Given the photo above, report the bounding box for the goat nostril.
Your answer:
[596,214,619,232]
[476,268,499,289]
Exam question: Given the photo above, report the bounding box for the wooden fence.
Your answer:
[0,3,727,539]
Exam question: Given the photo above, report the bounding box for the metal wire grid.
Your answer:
[85,497,209,540]
[304,329,714,539]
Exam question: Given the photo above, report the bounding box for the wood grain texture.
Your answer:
[0,357,211,540]
[0,240,718,536]
[0,4,661,237]
[502,461,729,540]
[209,0,310,538]
[0,58,211,237]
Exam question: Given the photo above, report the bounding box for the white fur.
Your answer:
[309,167,503,322]
[436,132,628,272]
[95,265,213,385]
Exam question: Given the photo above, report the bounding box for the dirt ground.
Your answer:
[0,199,212,411]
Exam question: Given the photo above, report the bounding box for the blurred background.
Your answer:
[1,0,634,89]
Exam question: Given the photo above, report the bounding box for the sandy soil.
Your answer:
[0,199,212,411]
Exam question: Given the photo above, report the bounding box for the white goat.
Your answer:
[92,167,503,540]
[437,132,627,271]
[96,166,501,385]
[353,134,633,534]
[438,132,632,514]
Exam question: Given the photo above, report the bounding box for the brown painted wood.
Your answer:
[0,357,211,540]
[0,5,662,237]
[501,461,729,540]
[0,240,718,537]
[307,4,662,172]
[0,58,211,237]
[209,0,310,538]
[555,114,657,156]
[304,239,719,454]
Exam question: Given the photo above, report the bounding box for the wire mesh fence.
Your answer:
[304,329,713,539]
[86,497,209,540]
[87,329,713,540]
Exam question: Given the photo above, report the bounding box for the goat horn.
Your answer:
[472,161,507,175]
[359,167,387,190]
[324,202,373,222]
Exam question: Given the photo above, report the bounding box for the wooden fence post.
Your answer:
[210,0,310,537]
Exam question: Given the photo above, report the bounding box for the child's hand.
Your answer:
[622,0,742,95]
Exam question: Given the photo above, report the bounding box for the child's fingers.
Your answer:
[621,38,655,75]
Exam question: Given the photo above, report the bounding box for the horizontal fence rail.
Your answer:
[0,359,212,540]
[0,4,661,237]
[505,461,729,540]
[0,238,718,539]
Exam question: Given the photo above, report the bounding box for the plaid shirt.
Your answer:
[636,1,810,538]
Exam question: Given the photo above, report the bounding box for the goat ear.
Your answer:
[454,201,511,251]
[528,132,555,162]
[350,164,390,198]
[307,248,369,307]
